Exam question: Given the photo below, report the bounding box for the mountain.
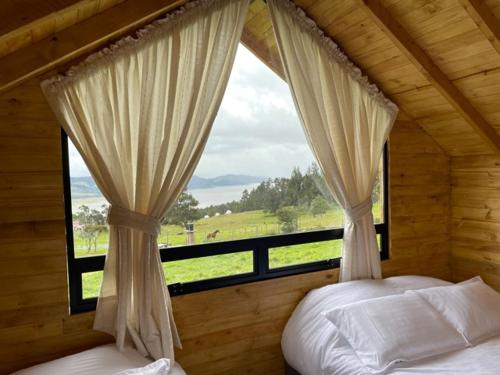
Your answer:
[70,176,101,197]
[70,174,265,197]
[188,174,265,190]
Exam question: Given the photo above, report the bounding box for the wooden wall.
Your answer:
[0,78,451,374]
[0,78,112,373]
[451,156,500,291]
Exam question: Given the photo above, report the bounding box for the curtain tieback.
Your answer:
[345,198,373,223]
[107,206,161,236]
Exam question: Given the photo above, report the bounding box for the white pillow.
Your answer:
[114,358,170,375]
[410,276,500,345]
[322,292,467,373]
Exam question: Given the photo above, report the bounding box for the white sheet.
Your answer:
[11,344,186,375]
[282,275,460,375]
[323,292,467,373]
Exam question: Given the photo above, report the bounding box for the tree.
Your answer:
[89,208,106,225]
[276,206,299,233]
[79,224,105,253]
[73,204,108,225]
[284,167,303,207]
[310,195,329,216]
[164,190,201,226]
[74,205,90,224]
[73,204,109,252]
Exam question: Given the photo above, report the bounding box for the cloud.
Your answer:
[195,44,317,178]
[195,143,315,178]
[69,44,319,179]
[68,142,91,177]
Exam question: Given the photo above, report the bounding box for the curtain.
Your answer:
[267,0,398,282]
[41,0,249,360]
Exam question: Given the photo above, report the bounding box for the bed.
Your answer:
[282,275,500,375]
[11,344,186,375]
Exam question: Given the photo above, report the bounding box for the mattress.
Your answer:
[282,275,500,375]
[11,344,186,375]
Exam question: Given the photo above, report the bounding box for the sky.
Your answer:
[69,44,317,179]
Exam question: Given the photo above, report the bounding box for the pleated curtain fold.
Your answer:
[41,0,249,361]
[267,0,398,282]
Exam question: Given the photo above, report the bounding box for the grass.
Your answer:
[79,203,382,298]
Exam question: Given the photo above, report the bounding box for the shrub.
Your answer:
[276,206,299,233]
[310,195,329,216]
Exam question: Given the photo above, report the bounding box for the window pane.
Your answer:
[269,240,342,269]
[162,43,384,250]
[164,251,253,284]
[269,234,382,269]
[163,43,339,244]
[373,156,385,224]
[69,141,110,258]
[82,271,103,299]
[81,252,254,299]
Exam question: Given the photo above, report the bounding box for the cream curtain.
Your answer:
[267,0,398,282]
[41,0,249,360]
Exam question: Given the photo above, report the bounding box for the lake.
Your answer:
[72,183,260,211]
[190,183,260,207]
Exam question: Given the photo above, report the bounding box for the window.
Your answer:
[62,44,388,313]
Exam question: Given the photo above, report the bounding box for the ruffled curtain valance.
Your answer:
[42,0,249,360]
[267,0,398,282]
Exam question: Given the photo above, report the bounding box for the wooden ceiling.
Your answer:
[0,0,125,59]
[1,0,500,157]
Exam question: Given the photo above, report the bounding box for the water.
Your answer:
[189,183,259,208]
[72,183,260,211]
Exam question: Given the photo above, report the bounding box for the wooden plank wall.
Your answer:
[0,79,451,374]
[0,78,112,373]
[451,156,500,291]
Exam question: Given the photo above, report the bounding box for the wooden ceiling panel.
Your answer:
[459,0,500,54]
[0,0,80,35]
[0,0,186,94]
[355,0,500,154]
[317,5,429,93]
[380,0,500,80]
[301,0,359,30]
[418,113,492,156]
[241,0,284,78]
[392,86,456,119]
[424,31,500,79]
[454,68,500,131]
[0,0,125,59]
[384,0,469,40]
[246,5,271,31]
[487,0,500,19]
[363,59,430,95]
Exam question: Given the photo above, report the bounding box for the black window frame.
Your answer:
[61,130,389,314]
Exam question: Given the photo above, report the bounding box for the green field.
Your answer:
[79,204,382,298]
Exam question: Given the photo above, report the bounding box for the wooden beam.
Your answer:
[0,0,125,59]
[458,0,500,54]
[356,0,500,154]
[0,0,186,94]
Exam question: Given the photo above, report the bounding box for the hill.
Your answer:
[71,174,265,197]
[70,176,101,197]
[188,174,265,189]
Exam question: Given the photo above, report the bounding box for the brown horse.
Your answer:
[206,229,220,240]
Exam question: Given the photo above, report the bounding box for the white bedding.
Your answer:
[11,344,186,375]
[281,275,500,375]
